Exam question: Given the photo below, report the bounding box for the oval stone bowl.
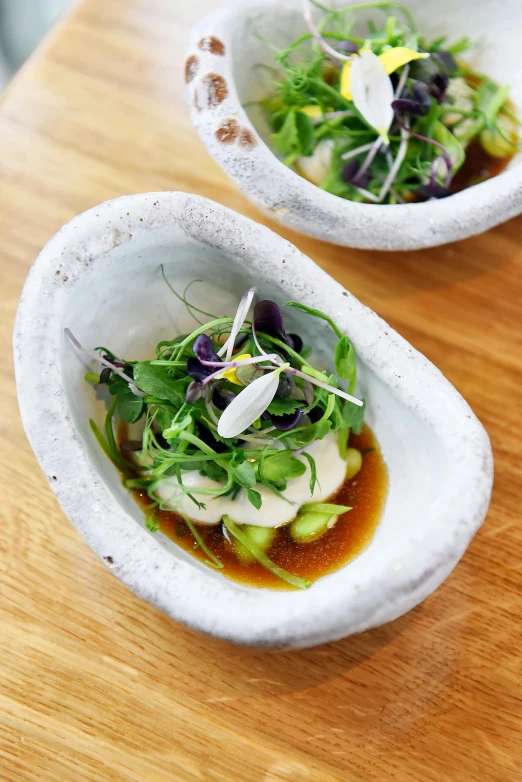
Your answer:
[186,0,522,250]
[14,192,493,648]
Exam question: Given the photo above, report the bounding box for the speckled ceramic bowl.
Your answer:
[14,192,493,648]
[186,0,522,250]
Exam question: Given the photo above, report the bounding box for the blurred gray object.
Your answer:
[0,0,70,86]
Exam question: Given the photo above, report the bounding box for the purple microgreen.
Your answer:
[65,328,145,397]
[187,357,213,381]
[213,388,235,410]
[391,98,426,115]
[270,408,304,431]
[351,137,384,185]
[253,300,285,339]
[337,39,359,54]
[186,380,204,403]
[287,333,303,353]
[218,287,256,361]
[342,159,371,188]
[99,367,112,384]
[411,82,432,111]
[430,72,449,102]
[415,184,452,200]
[432,51,457,77]
[193,334,220,363]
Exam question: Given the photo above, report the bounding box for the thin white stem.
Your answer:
[312,110,355,125]
[353,136,383,183]
[377,124,409,203]
[64,328,146,397]
[352,186,381,203]
[341,141,374,161]
[288,367,363,406]
[217,287,256,360]
[200,353,278,368]
[394,64,410,99]
[302,0,353,64]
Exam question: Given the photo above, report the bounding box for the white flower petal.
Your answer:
[218,287,256,360]
[351,50,394,142]
[217,369,281,438]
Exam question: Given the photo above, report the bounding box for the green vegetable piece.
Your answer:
[289,511,337,543]
[346,448,363,480]
[232,524,276,564]
[85,372,100,384]
[300,503,352,515]
[224,516,310,589]
[262,451,306,482]
[433,121,465,173]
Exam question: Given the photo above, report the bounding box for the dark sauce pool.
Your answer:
[127,425,388,590]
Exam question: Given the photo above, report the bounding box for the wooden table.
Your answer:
[1,1,521,780]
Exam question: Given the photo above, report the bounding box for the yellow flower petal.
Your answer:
[378,47,430,75]
[222,354,251,385]
[340,61,354,101]
[300,105,323,119]
[340,47,429,101]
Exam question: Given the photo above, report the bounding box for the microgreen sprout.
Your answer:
[78,273,367,589]
[257,1,519,204]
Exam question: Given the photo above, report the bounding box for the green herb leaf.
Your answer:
[291,418,331,447]
[266,397,301,416]
[301,452,318,495]
[262,451,306,482]
[272,109,315,163]
[247,488,263,510]
[433,121,465,173]
[133,362,185,406]
[334,335,357,392]
[231,459,257,489]
[342,398,366,435]
[116,383,145,423]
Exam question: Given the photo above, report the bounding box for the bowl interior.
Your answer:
[230,0,521,170]
[62,228,448,588]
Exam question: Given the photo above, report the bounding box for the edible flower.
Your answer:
[222,353,252,385]
[350,50,395,143]
[340,47,429,101]
[218,365,289,439]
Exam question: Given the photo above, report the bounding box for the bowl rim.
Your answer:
[186,0,522,250]
[14,191,493,648]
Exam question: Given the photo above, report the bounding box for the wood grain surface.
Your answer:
[1,1,521,780]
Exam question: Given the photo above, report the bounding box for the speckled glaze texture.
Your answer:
[14,192,493,648]
[187,0,522,250]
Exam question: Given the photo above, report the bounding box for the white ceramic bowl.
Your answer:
[14,192,493,648]
[186,0,522,250]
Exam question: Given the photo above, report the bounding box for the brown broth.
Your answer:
[128,425,388,591]
[450,141,513,193]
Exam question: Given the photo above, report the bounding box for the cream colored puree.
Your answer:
[153,433,347,528]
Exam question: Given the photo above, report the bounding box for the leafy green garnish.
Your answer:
[223,516,311,589]
[266,397,301,416]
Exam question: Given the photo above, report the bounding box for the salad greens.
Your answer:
[259,0,519,204]
[69,272,366,589]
